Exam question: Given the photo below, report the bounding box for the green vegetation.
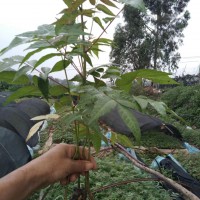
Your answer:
[161,85,200,128]
[28,111,200,200]
[140,131,183,149]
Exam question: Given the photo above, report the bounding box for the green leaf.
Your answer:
[56,23,89,36]
[102,66,121,79]
[102,74,121,80]
[18,24,55,37]
[87,66,105,75]
[41,67,51,79]
[5,85,42,104]
[49,85,69,96]
[0,56,24,72]
[118,0,145,11]
[70,74,83,82]
[93,17,105,31]
[135,69,178,85]
[96,4,115,16]
[117,105,141,142]
[67,0,85,12]
[64,112,82,128]
[89,98,117,124]
[100,0,118,8]
[38,77,49,100]
[83,53,93,67]
[91,71,101,78]
[89,0,96,5]
[106,66,120,74]
[148,100,167,116]
[116,72,137,92]
[41,67,51,74]
[117,99,138,110]
[93,37,113,45]
[26,41,51,50]
[111,132,134,148]
[103,17,115,23]
[62,0,72,7]
[96,68,105,72]
[33,53,61,69]
[20,47,52,67]
[133,96,148,110]
[90,45,104,57]
[55,13,77,27]
[94,77,106,87]
[54,96,72,110]
[116,69,178,92]
[32,75,39,86]
[117,134,134,148]
[79,9,96,17]
[110,132,117,144]
[13,65,32,82]
[89,132,102,152]
[0,37,30,55]
[50,60,71,73]
[133,95,167,115]
[0,71,30,85]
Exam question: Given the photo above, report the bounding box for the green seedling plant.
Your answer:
[0,0,180,199]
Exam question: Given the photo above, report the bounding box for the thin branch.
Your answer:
[25,62,68,89]
[71,61,83,78]
[47,36,83,78]
[86,7,124,53]
[92,178,160,194]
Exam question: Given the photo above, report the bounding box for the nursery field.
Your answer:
[28,103,200,200]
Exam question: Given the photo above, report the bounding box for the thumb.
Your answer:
[67,160,95,174]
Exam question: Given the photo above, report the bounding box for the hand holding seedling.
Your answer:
[0,144,97,200]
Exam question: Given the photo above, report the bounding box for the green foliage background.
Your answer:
[110,0,190,72]
[161,85,200,128]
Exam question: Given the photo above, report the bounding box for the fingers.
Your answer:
[66,160,95,175]
[60,177,69,185]
[60,174,80,185]
[68,145,90,159]
[60,176,76,185]
[61,144,97,170]
[69,174,79,182]
[89,156,98,170]
[48,144,97,183]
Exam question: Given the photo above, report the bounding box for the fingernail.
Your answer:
[85,162,94,170]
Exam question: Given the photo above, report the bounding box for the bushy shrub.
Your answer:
[161,85,200,128]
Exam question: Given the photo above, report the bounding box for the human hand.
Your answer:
[29,143,97,187]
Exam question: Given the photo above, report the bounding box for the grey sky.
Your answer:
[0,0,200,78]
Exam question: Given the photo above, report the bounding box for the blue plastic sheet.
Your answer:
[184,142,200,154]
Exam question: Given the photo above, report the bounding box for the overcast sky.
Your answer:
[0,0,200,78]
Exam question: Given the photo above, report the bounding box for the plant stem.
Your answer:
[86,7,124,53]
[79,4,87,84]
[84,171,94,200]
